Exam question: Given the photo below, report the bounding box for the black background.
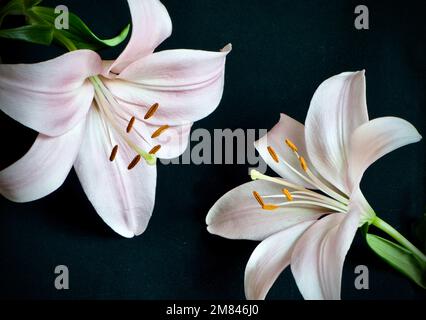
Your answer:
[0,0,425,299]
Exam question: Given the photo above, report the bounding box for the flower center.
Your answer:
[90,76,169,169]
[251,139,349,213]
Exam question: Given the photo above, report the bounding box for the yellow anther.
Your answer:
[109,145,119,162]
[126,116,136,133]
[149,145,161,154]
[128,154,141,170]
[282,188,293,201]
[144,103,159,120]
[151,125,169,138]
[267,146,279,163]
[285,139,298,152]
[262,204,279,211]
[252,191,265,207]
[299,156,308,172]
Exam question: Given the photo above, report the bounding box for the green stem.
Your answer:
[371,216,426,264]
[53,31,77,51]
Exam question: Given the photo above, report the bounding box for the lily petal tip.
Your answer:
[221,43,232,53]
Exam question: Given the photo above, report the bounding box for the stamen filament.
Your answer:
[280,137,349,205]
[263,194,347,212]
[291,191,347,211]
[304,167,349,205]
[274,200,346,213]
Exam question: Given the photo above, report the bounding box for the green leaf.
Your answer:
[0,0,42,25]
[29,6,129,50]
[366,233,426,289]
[0,24,53,45]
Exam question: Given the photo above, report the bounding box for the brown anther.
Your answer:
[149,145,161,154]
[267,146,279,163]
[262,204,279,211]
[299,156,308,172]
[127,154,141,170]
[126,116,136,133]
[109,145,119,162]
[285,139,298,152]
[151,125,170,138]
[144,103,159,120]
[282,188,293,201]
[252,191,265,207]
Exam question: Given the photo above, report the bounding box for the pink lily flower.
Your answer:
[0,0,231,238]
[206,71,421,299]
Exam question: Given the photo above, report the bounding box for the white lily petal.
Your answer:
[74,108,157,238]
[206,180,327,241]
[291,205,361,300]
[0,50,101,136]
[254,114,317,189]
[105,46,231,126]
[305,71,368,194]
[0,120,85,202]
[110,0,172,74]
[245,220,317,300]
[349,116,422,191]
